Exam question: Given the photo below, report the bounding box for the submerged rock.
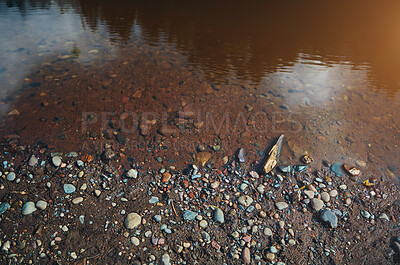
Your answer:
[237,148,246,163]
[330,162,343,177]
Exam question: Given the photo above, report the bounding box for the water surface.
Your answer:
[0,0,399,182]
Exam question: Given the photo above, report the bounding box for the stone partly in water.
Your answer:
[22,201,37,215]
[63,184,76,194]
[320,209,338,228]
[213,208,224,223]
[196,152,212,167]
[330,162,344,177]
[183,210,198,221]
[124,213,141,229]
[0,202,11,215]
[52,156,62,167]
[237,148,246,163]
[294,165,308,172]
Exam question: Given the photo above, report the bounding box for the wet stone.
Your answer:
[242,247,251,264]
[6,172,15,181]
[311,198,324,211]
[275,202,289,210]
[320,209,338,228]
[0,202,11,215]
[161,253,171,265]
[360,210,371,219]
[52,156,62,167]
[22,201,37,215]
[183,210,198,221]
[214,208,225,223]
[238,195,254,207]
[330,162,343,177]
[36,200,47,210]
[238,148,246,163]
[28,155,39,166]
[63,184,76,194]
[124,213,141,229]
[72,197,84,205]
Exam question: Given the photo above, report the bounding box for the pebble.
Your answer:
[259,211,267,218]
[22,201,37,215]
[52,156,62,167]
[162,172,172,183]
[6,172,16,181]
[238,148,246,163]
[330,162,343,177]
[265,253,275,261]
[311,198,324,211]
[257,184,265,194]
[2,241,10,252]
[392,242,400,255]
[149,197,159,204]
[131,237,140,246]
[211,181,220,189]
[242,247,251,264]
[36,200,47,210]
[161,253,171,265]
[183,210,198,221]
[329,189,338,197]
[320,192,330,202]
[320,209,338,228]
[124,213,141,229]
[360,210,371,219]
[214,208,225,223]
[238,195,254,207]
[63,184,76,194]
[264,228,273,236]
[249,171,259,178]
[28,155,38,166]
[199,220,208,228]
[154,215,162,222]
[127,169,138,179]
[275,202,289,210]
[289,239,296,246]
[80,183,87,190]
[378,213,389,221]
[94,190,101,197]
[345,197,352,205]
[201,231,211,242]
[72,197,84,205]
[304,190,314,199]
[0,202,11,215]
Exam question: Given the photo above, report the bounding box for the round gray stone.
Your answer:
[52,156,62,167]
[36,200,47,210]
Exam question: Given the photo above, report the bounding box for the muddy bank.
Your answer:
[0,135,399,264]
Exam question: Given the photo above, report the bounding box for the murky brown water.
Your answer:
[0,0,399,182]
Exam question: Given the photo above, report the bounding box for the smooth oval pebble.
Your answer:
[6,172,16,181]
[36,200,47,210]
[311,198,324,211]
[329,189,338,197]
[72,197,84,205]
[242,247,251,264]
[238,195,254,207]
[52,156,62,167]
[320,192,330,202]
[161,253,171,265]
[124,212,141,229]
[63,184,76,194]
[275,202,289,210]
[22,201,37,215]
[131,236,140,246]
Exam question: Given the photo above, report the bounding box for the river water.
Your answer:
[0,0,399,182]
